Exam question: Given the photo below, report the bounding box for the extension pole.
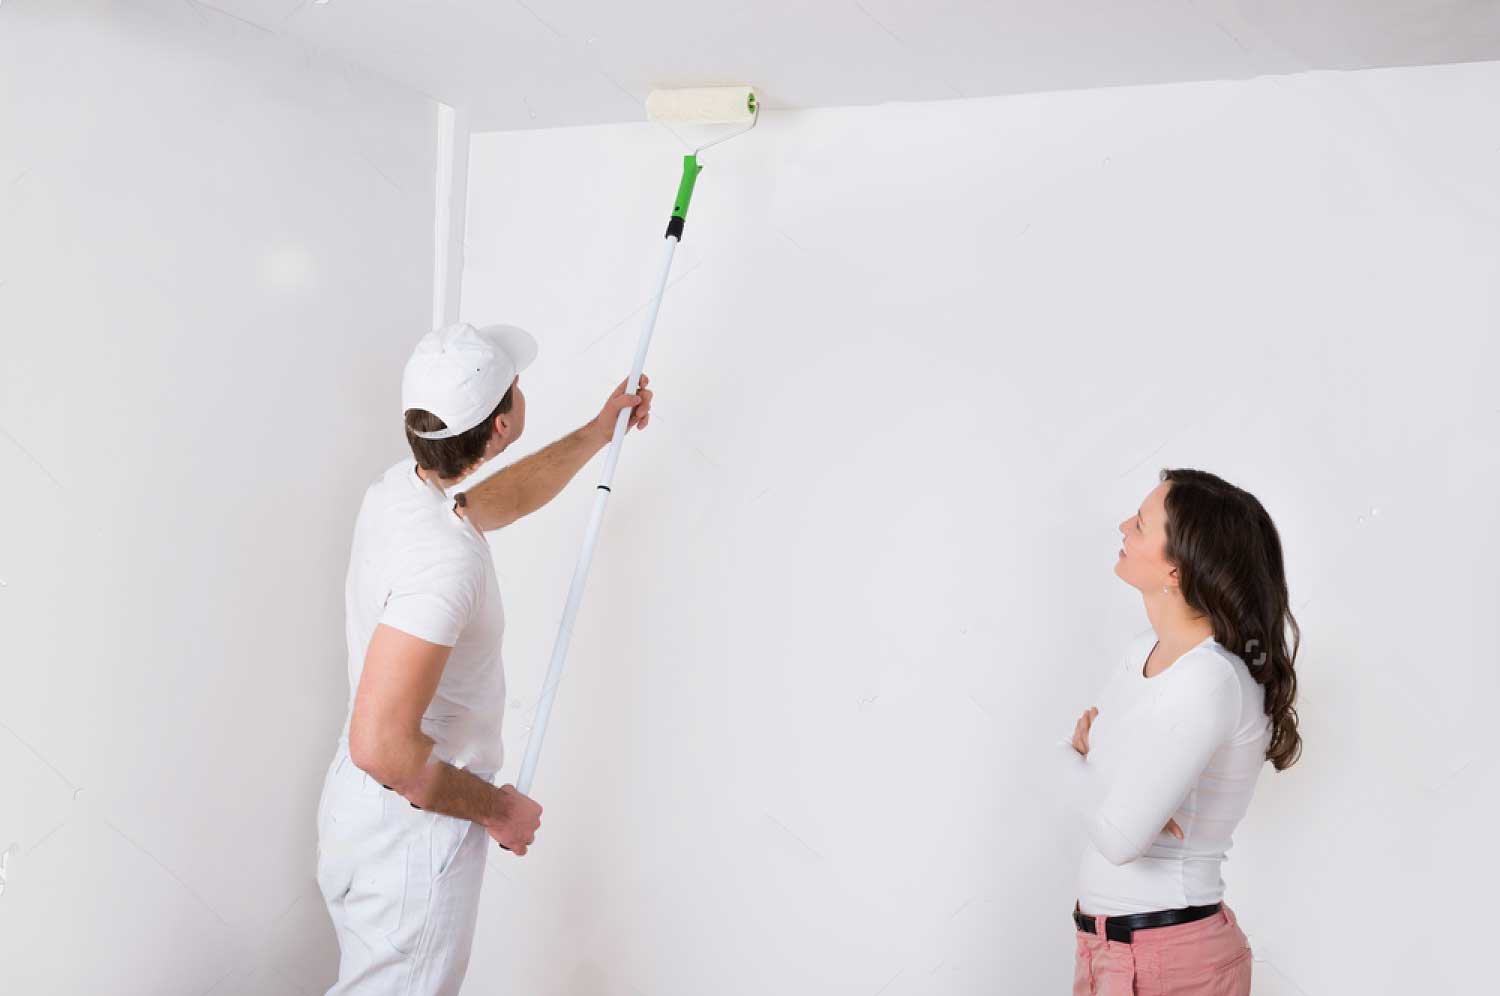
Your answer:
[515,154,704,795]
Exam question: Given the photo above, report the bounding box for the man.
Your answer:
[315,321,653,993]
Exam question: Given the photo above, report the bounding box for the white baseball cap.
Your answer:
[401,322,538,439]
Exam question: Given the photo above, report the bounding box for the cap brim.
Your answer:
[477,324,539,381]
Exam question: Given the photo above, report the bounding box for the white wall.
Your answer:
[460,62,1500,995]
[0,2,437,992]
[3,6,1495,990]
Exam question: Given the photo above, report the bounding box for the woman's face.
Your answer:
[1115,481,1175,592]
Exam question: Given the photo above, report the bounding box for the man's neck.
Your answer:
[416,463,467,492]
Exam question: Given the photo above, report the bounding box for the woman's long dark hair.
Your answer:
[1160,468,1303,770]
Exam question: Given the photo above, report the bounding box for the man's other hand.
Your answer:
[485,785,542,855]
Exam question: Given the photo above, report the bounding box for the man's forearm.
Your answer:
[364,732,516,827]
[403,758,507,825]
[460,423,605,531]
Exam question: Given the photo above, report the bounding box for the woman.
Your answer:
[1060,468,1302,996]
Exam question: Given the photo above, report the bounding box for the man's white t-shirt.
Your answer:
[339,459,506,776]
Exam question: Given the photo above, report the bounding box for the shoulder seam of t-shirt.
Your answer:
[396,517,479,562]
[1172,647,1239,689]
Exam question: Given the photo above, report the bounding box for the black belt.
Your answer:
[1073,902,1221,943]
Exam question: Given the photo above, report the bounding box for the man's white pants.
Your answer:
[316,745,491,995]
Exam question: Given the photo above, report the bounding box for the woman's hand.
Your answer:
[1070,707,1099,757]
[1072,706,1185,841]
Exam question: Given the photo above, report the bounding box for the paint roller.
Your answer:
[644,85,758,127]
[514,86,759,797]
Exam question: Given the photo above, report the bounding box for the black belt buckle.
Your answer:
[1073,909,1137,943]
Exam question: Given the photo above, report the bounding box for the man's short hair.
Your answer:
[404,386,514,480]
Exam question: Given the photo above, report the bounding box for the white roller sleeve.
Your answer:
[645,86,756,124]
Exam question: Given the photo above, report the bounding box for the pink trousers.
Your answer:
[1073,904,1252,995]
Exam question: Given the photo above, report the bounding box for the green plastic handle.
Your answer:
[671,154,703,220]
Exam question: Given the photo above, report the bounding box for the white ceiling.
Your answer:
[196,0,1500,131]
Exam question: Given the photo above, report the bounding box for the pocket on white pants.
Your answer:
[384,801,471,955]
